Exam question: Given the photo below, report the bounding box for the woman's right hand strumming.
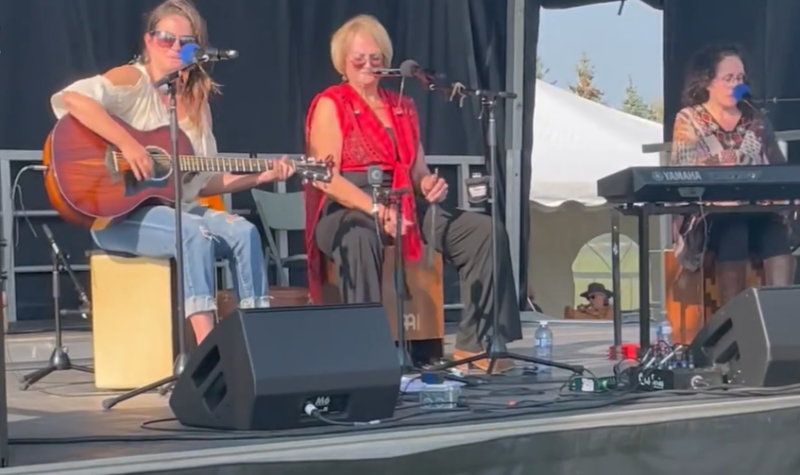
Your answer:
[119,142,154,180]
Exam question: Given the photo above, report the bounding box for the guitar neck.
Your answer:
[178,156,275,173]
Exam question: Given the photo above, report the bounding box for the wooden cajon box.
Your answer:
[90,251,179,390]
[322,246,445,361]
[665,249,763,345]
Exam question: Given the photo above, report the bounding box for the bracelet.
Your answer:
[371,203,381,216]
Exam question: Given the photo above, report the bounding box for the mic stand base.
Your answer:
[19,347,93,391]
[20,249,94,391]
[102,375,177,411]
[432,334,585,376]
[156,355,189,396]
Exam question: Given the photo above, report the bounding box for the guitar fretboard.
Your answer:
[177,155,275,173]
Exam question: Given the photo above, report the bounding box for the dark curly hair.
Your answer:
[681,44,747,107]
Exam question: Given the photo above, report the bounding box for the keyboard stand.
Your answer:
[611,202,800,352]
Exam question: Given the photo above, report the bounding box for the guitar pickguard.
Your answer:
[120,146,174,197]
[122,170,171,196]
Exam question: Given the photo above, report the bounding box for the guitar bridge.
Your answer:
[105,146,120,184]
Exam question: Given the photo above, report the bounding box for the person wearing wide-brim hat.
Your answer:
[580,283,613,311]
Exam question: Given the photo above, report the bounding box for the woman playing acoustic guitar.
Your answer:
[50,0,294,344]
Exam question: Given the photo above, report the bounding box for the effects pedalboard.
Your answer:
[569,366,725,393]
[571,342,726,393]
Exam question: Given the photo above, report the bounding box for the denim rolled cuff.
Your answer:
[185,295,217,317]
[240,296,271,309]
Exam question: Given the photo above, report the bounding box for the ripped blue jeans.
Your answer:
[91,205,269,317]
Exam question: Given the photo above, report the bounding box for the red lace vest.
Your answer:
[304,84,423,303]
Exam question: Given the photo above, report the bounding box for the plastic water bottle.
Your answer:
[534,321,554,374]
[655,319,673,346]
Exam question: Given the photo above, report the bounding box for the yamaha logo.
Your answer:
[655,170,703,182]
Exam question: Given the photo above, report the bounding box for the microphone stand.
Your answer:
[378,189,473,386]
[379,189,415,373]
[20,224,93,390]
[103,68,192,410]
[427,82,584,376]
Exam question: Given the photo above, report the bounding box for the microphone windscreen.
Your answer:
[180,43,200,65]
[732,84,751,102]
[399,59,419,78]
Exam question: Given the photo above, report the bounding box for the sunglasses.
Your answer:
[349,53,384,68]
[149,30,197,49]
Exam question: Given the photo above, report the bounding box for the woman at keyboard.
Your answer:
[670,44,794,305]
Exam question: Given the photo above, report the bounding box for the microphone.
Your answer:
[732,84,752,102]
[732,84,761,114]
[733,84,763,109]
[367,166,384,216]
[41,223,61,257]
[399,60,443,82]
[371,60,444,82]
[179,44,239,65]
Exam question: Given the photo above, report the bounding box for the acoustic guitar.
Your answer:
[43,114,331,229]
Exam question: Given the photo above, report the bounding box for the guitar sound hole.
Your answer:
[147,147,174,182]
[121,147,174,197]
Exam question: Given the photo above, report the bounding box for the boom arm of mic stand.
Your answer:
[426,82,518,105]
[41,224,91,310]
[153,62,200,89]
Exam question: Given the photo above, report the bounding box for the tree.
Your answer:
[620,76,650,119]
[648,98,664,123]
[536,56,550,80]
[569,53,604,103]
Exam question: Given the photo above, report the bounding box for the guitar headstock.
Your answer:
[295,155,333,183]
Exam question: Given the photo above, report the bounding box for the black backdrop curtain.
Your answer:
[663,0,800,166]
[0,0,507,155]
[0,0,536,319]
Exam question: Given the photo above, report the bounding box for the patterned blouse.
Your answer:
[669,106,788,272]
[670,105,785,166]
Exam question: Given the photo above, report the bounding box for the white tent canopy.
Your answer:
[527,80,666,318]
[530,80,663,208]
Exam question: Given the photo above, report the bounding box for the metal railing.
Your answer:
[0,150,486,321]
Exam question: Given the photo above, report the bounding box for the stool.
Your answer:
[321,246,445,363]
[89,251,231,389]
[89,251,179,390]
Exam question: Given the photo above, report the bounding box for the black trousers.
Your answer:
[315,201,523,353]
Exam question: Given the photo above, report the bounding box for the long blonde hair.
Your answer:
[142,0,220,127]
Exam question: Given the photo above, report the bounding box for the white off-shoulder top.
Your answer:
[50,62,219,203]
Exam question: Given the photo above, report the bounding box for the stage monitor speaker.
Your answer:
[169,304,401,431]
[689,286,800,387]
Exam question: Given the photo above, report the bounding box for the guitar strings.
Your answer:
[109,152,329,178]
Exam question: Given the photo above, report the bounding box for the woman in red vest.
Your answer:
[304,15,521,373]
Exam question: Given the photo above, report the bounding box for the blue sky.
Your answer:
[538,1,663,107]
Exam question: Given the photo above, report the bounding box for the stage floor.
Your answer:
[6,321,800,474]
